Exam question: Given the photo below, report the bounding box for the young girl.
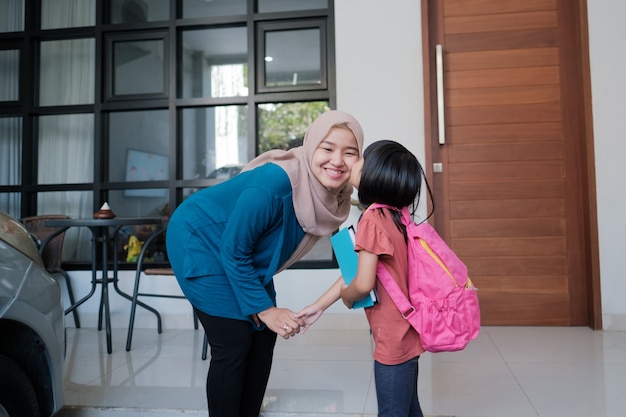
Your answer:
[297,140,427,417]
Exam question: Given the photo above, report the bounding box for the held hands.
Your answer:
[256,307,304,340]
[293,277,351,334]
[260,278,350,339]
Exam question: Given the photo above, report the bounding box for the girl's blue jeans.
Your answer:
[374,356,424,417]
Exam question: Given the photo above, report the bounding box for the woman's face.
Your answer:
[310,127,360,192]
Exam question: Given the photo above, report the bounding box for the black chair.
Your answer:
[21,214,81,328]
[125,226,208,360]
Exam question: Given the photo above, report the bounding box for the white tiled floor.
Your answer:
[58,324,626,417]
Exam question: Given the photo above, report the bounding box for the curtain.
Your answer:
[0,0,24,33]
[0,1,22,217]
[41,0,95,30]
[36,1,96,261]
[38,114,94,261]
[39,38,95,106]
[0,118,21,217]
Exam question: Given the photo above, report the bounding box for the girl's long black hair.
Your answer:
[357,140,434,236]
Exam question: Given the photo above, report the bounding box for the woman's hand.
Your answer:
[257,306,304,339]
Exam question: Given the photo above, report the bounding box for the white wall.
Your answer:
[285,0,626,331]
[278,0,424,326]
[65,0,626,332]
[587,0,626,330]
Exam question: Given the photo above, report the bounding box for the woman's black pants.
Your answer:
[194,308,277,417]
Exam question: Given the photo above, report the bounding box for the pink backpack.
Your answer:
[369,204,480,352]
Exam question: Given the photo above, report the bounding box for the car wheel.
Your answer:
[0,355,40,417]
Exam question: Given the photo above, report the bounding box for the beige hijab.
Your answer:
[243,110,364,267]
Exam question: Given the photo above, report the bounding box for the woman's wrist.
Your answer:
[257,306,275,322]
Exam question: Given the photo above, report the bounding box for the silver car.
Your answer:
[0,211,65,417]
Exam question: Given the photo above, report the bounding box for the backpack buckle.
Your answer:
[402,306,416,319]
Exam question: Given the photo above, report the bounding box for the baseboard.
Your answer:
[602,314,626,331]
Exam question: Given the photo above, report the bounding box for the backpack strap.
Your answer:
[376,262,417,320]
[368,203,418,319]
[368,203,412,226]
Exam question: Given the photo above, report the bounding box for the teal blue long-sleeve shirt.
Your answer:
[166,163,305,321]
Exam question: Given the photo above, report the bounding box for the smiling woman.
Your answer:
[164,110,364,417]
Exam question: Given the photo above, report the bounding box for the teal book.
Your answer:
[331,226,378,309]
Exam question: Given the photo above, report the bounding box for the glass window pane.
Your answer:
[182,187,197,201]
[40,38,95,106]
[113,39,165,96]
[0,193,20,218]
[0,117,21,185]
[258,0,328,13]
[41,0,95,29]
[110,0,168,23]
[37,191,93,262]
[264,28,321,88]
[181,27,248,99]
[0,50,19,101]
[108,110,169,183]
[108,189,169,217]
[107,189,169,264]
[38,114,94,184]
[257,101,328,153]
[0,0,24,32]
[182,0,246,19]
[181,106,248,180]
[299,236,332,261]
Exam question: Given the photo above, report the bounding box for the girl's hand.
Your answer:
[294,277,345,334]
[257,306,304,339]
[295,304,323,334]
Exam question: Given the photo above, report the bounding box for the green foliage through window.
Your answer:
[257,101,329,153]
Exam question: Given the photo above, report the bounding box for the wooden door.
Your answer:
[421,0,601,326]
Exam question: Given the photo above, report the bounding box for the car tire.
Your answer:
[0,355,40,417]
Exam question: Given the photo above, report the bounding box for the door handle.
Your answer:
[436,44,445,145]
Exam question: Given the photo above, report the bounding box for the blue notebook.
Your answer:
[331,226,378,309]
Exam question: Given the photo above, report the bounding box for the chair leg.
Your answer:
[126,270,164,351]
[126,268,143,352]
[202,332,208,361]
[192,309,199,330]
[191,307,208,360]
[194,309,207,360]
[98,298,104,331]
[58,269,80,328]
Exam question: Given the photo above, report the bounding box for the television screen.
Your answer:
[125,149,168,197]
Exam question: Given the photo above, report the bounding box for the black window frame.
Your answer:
[0,0,338,270]
[105,30,170,101]
[256,18,328,94]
